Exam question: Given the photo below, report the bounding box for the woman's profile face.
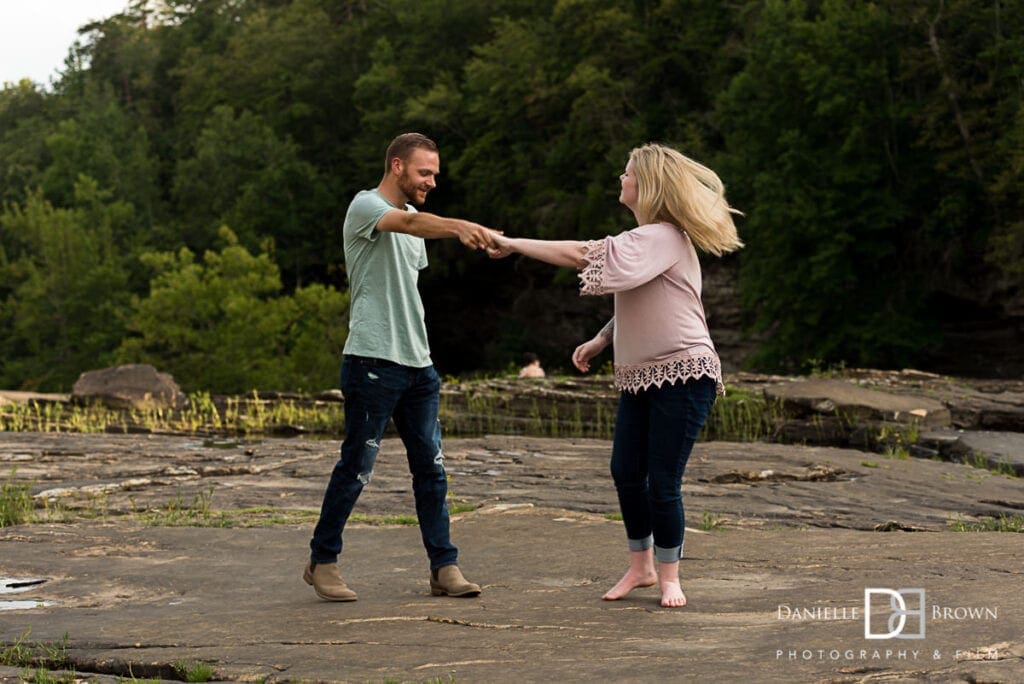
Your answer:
[619,158,638,212]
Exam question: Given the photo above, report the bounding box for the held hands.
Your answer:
[572,336,607,373]
[486,233,516,259]
[458,222,503,251]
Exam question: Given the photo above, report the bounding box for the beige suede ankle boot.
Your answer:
[430,565,481,597]
[303,562,358,602]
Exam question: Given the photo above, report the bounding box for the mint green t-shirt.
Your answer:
[341,189,432,367]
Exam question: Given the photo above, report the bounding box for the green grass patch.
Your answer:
[1,469,34,527]
[962,452,1020,478]
[0,393,346,437]
[700,388,783,442]
[349,513,419,526]
[19,668,78,684]
[948,514,1024,532]
[0,381,786,444]
[0,630,69,671]
[860,461,879,468]
[172,659,215,683]
[876,424,919,460]
[698,510,725,531]
[448,501,478,515]
[882,447,910,460]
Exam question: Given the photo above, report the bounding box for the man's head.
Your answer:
[384,133,440,206]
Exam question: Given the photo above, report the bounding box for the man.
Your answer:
[304,133,498,601]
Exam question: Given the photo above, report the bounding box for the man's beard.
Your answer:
[398,173,427,206]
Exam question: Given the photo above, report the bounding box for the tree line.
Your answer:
[1,0,1021,393]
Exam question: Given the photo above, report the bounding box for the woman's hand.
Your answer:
[486,233,517,259]
[572,336,607,373]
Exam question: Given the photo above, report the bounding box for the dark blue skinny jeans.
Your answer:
[310,355,458,570]
[610,375,717,563]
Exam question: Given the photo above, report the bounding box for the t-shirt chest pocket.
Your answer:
[394,233,425,271]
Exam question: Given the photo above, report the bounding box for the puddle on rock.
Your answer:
[0,577,54,609]
[0,599,55,611]
[1,577,48,594]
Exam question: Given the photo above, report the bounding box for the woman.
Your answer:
[488,143,743,607]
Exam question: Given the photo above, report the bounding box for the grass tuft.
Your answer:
[172,659,215,683]
[948,513,1024,532]
[1,469,34,527]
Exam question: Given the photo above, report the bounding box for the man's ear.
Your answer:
[389,157,403,176]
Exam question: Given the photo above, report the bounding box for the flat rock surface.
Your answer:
[919,429,1024,476]
[1,432,1023,682]
[763,378,952,427]
[2,432,1021,531]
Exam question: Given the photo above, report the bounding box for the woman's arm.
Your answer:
[572,317,613,373]
[488,234,588,269]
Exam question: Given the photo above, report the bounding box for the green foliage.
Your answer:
[719,1,924,370]
[171,105,326,282]
[718,0,1024,371]
[0,630,69,670]
[117,228,347,393]
[700,388,782,442]
[948,514,1024,533]
[0,181,130,390]
[172,660,214,683]
[1,468,34,527]
[0,0,1023,388]
[41,84,159,217]
[699,510,725,532]
[0,81,56,207]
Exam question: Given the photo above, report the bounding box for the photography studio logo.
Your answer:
[864,588,926,639]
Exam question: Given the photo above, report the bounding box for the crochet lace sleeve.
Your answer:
[578,239,607,296]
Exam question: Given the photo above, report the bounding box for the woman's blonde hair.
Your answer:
[629,144,744,256]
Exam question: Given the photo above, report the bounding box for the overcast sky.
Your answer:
[0,0,131,88]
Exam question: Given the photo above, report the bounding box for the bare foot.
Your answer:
[657,560,686,607]
[659,579,687,608]
[602,568,657,600]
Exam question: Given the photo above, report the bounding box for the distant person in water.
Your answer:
[487,143,742,607]
[304,132,499,602]
[518,352,546,378]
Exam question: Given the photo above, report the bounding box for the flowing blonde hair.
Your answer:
[630,144,744,256]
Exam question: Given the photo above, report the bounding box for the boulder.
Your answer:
[71,364,187,411]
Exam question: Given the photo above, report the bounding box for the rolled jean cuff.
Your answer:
[628,534,653,552]
[654,544,682,564]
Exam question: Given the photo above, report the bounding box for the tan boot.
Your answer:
[303,562,358,602]
[430,565,481,597]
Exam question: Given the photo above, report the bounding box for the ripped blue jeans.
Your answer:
[310,355,458,570]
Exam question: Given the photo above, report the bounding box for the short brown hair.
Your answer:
[384,132,438,172]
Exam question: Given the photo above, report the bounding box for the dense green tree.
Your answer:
[171,105,324,282]
[0,0,1021,388]
[117,227,348,392]
[0,180,131,390]
[42,84,159,230]
[0,81,57,206]
[717,0,934,370]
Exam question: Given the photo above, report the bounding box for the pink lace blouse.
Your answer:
[579,222,724,395]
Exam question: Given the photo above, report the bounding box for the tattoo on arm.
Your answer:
[598,317,614,343]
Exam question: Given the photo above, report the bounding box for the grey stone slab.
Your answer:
[921,429,1024,477]
[2,432,1023,682]
[1,519,1022,682]
[764,378,951,427]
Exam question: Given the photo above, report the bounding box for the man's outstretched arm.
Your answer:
[377,210,499,250]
